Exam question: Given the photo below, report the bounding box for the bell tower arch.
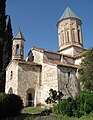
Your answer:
[12,29,25,60]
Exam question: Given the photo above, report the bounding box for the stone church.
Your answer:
[5,7,85,106]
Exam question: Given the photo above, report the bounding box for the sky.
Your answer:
[6,0,93,57]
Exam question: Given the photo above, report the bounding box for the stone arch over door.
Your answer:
[8,87,13,94]
[26,88,35,107]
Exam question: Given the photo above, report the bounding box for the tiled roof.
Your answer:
[58,7,81,23]
[32,46,84,59]
[44,59,79,68]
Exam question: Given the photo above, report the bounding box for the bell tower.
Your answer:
[57,7,84,56]
[12,29,25,60]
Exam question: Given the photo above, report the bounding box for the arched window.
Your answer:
[8,87,13,94]
[16,44,20,55]
[62,32,64,44]
[78,30,80,44]
[67,31,69,42]
[66,72,70,88]
[72,30,75,42]
[10,71,13,79]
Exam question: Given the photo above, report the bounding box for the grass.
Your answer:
[21,107,45,114]
[3,107,93,120]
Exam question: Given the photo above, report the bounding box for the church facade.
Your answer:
[5,7,85,106]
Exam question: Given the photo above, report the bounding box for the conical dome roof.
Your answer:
[13,29,25,41]
[58,7,81,23]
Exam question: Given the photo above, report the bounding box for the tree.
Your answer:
[0,0,13,92]
[0,0,6,92]
[3,15,13,69]
[2,15,13,92]
[0,0,6,71]
[78,48,93,91]
[45,89,64,104]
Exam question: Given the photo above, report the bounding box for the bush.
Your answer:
[0,93,23,119]
[75,91,93,117]
[45,89,64,104]
[53,97,74,117]
[52,91,93,118]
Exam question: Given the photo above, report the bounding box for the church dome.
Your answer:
[58,7,81,23]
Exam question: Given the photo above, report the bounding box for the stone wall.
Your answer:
[18,63,42,106]
[41,63,58,104]
[57,66,79,98]
[32,50,43,64]
[75,57,83,65]
[5,60,19,94]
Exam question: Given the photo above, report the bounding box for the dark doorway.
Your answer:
[28,93,34,106]
[26,88,35,107]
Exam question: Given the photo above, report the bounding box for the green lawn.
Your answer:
[3,107,93,120]
[21,107,45,114]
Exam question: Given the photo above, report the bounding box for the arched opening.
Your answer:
[8,87,13,94]
[72,30,75,42]
[62,32,64,44]
[78,30,80,44]
[67,31,69,42]
[16,44,20,55]
[26,88,35,107]
[10,71,13,79]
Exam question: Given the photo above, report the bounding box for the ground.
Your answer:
[3,107,93,120]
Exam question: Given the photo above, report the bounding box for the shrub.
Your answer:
[52,91,93,118]
[41,109,52,116]
[0,93,23,119]
[53,97,74,117]
[75,91,93,117]
[45,89,64,104]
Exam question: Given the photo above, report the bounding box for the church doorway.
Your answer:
[26,88,35,107]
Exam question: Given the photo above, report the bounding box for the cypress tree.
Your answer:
[3,15,13,69]
[0,0,6,71]
[6,15,13,62]
[0,0,6,92]
[2,15,13,91]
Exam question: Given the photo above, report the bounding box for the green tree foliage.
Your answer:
[3,15,13,69]
[52,91,93,118]
[75,91,93,117]
[78,48,93,91]
[0,0,13,92]
[0,0,6,71]
[53,97,74,117]
[0,0,6,92]
[45,89,64,104]
[0,93,23,119]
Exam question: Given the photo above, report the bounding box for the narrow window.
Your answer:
[66,72,70,88]
[16,44,20,55]
[68,72,70,78]
[10,71,13,79]
[72,30,75,42]
[62,32,64,44]
[32,56,34,61]
[68,72,70,82]
[8,87,13,94]
[78,30,80,44]
[67,31,69,42]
